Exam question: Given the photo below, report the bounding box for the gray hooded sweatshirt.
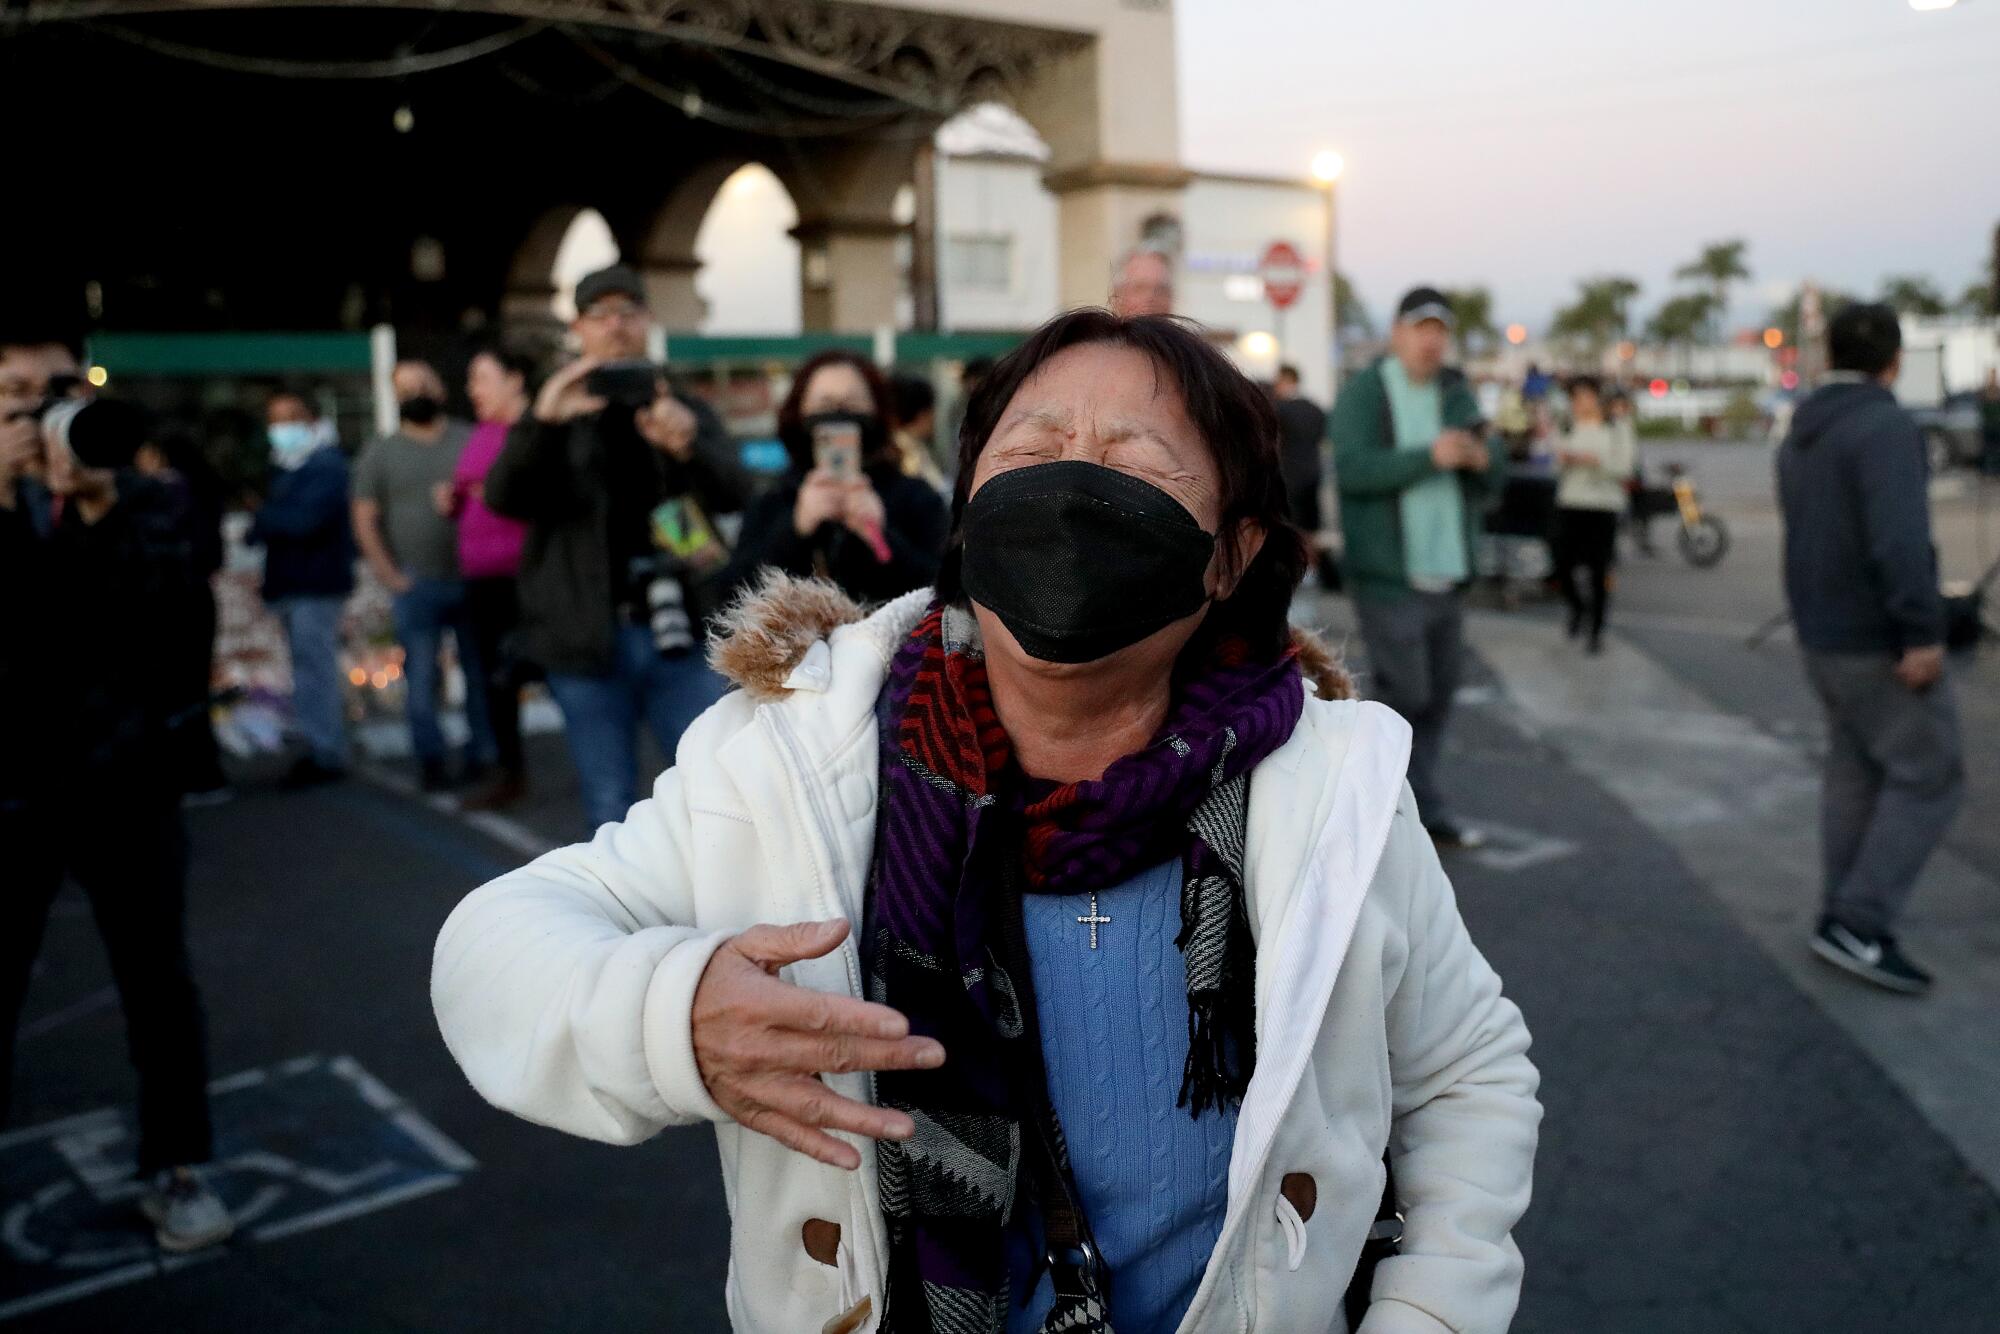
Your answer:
[1776,379,1943,654]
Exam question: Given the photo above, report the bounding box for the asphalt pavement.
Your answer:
[5,440,1998,1331]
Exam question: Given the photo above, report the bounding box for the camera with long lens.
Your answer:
[626,553,694,655]
[38,396,152,472]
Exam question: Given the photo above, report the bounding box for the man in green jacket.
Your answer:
[1333,287,1508,848]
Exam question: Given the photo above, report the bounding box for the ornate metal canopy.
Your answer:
[3,0,1092,118]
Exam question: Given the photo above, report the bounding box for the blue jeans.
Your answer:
[546,623,727,831]
[273,594,349,767]
[392,578,495,767]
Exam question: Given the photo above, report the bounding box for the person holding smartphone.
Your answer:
[725,349,949,608]
[484,265,745,833]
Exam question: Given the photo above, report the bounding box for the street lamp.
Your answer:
[1310,149,1345,387]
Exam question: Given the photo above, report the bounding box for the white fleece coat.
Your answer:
[432,584,1541,1334]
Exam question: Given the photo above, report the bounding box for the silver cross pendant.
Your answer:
[1076,892,1112,950]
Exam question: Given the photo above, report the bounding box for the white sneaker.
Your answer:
[139,1167,235,1253]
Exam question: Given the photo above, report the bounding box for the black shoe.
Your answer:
[1810,921,1932,995]
[420,760,452,794]
[279,756,346,791]
[457,758,492,789]
[1566,609,1584,640]
[1586,634,1605,656]
[1425,819,1488,851]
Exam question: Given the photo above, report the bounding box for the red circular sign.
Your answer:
[1260,241,1307,310]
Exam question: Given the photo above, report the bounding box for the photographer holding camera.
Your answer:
[0,334,230,1252]
[484,264,745,832]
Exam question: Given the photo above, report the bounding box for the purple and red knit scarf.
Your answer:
[865,602,1304,1333]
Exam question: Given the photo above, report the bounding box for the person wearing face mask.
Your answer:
[484,265,746,832]
[2,385,234,1254]
[248,389,357,787]
[723,349,949,607]
[351,359,490,792]
[433,310,1540,1334]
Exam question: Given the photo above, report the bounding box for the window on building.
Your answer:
[947,234,1014,293]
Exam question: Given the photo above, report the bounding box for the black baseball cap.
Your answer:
[1396,286,1456,330]
[574,264,648,315]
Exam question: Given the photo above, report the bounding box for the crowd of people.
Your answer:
[245,263,955,830]
[1,245,1975,1331]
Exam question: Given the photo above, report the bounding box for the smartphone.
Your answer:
[586,360,660,409]
[812,419,862,481]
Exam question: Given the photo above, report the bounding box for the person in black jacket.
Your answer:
[726,349,949,608]
[248,389,357,787]
[0,374,232,1252]
[485,264,745,832]
[1778,302,1964,995]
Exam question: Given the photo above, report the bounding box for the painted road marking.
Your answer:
[0,1054,475,1321]
[1464,819,1582,874]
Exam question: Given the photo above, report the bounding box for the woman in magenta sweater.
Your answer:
[445,347,535,808]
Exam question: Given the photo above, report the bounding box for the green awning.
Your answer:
[89,332,375,376]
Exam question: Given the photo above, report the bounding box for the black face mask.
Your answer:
[960,459,1216,664]
[400,395,444,426]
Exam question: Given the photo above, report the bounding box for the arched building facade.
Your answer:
[2,0,1189,342]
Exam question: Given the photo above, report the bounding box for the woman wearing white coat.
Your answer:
[433,311,1540,1334]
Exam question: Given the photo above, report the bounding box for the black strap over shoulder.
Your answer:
[992,832,1113,1330]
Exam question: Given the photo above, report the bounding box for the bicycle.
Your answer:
[1631,463,1730,568]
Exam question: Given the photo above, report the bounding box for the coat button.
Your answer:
[802,1217,842,1267]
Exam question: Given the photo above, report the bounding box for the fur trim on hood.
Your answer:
[709,572,1352,703]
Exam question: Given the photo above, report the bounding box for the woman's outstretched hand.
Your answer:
[691,919,943,1169]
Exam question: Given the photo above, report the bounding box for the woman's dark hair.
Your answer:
[938,309,1309,659]
[471,344,537,386]
[1566,374,1603,400]
[775,348,899,471]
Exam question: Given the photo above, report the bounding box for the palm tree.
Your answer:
[1551,277,1643,358]
[1646,293,1719,375]
[1443,286,1497,357]
[1879,274,1948,318]
[1957,281,1996,319]
[1675,240,1751,338]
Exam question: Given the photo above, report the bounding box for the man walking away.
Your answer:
[250,389,355,787]
[1333,287,1508,849]
[1779,302,1964,995]
[351,361,491,791]
[1272,363,1337,587]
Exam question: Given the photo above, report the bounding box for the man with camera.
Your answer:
[485,264,745,832]
[0,335,231,1251]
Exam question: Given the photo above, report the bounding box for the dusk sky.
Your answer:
[1177,0,2000,335]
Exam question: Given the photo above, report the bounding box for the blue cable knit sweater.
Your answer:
[1004,860,1238,1334]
